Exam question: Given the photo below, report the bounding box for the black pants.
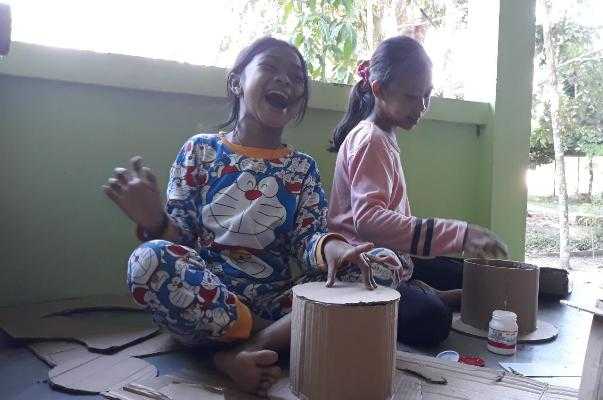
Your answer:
[395,257,463,347]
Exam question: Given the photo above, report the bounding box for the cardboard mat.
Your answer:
[27,331,181,393]
[579,313,603,400]
[0,295,182,394]
[49,353,158,393]
[103,352,590,400]
[452,313,559,342]
[29,332,181,366]
[0,295,158,352]
[104,371,260,400]
[395,351,578,400]
[1,295,583,400]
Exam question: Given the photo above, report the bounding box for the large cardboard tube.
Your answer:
[290,282,400,400]
[461,259,539,334]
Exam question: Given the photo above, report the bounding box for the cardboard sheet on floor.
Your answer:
[396,351,578,400]
[49,353,158,393]
[561,299,603,316]
[0,295,158,352]
[104,371,260,400]
[28,332,182,394]
[579,313,603,400]
[29,332,181,366]
[268,370,422,400]
[452,313,559,343]
[102,352,579,400]
[499,362,582,377]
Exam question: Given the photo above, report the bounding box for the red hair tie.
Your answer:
[356,60,370,86]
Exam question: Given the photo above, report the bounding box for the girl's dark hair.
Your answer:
[214,37,310,131]
[328,36,432,152]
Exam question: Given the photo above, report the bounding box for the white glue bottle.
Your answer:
[487,310,518,355]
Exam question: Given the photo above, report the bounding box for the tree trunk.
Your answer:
[367,0,385,50]
[553,160,557,197]
[543,0,570,270]
[587,156,594,203]
[575,157,580,197]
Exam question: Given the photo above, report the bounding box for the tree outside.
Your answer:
[528,0,602,270]
[219,0,470,98]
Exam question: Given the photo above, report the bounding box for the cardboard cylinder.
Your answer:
[461,259,539,334]
[290,282,400,400]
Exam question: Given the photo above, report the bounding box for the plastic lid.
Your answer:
[436,350,460,362]
[492,310,517,320]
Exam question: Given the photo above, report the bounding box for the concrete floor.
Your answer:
[0,270,599,399]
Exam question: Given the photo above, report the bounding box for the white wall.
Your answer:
[527,156,603,197]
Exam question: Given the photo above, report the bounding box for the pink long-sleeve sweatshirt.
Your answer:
[328,120,467,265]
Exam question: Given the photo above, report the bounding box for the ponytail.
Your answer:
[328,81,375,152]
[328,36,432,152]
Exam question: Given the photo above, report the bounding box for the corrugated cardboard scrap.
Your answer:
[0,295,182,394]
[0,295,158,352]
[579,313,603,400]
[49,353,158,393]
[28,332,181,366]
[104,370,261,400]
[27,332,182,394]
[396,351,578,400]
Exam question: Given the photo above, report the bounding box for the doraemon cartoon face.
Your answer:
[201,172,286,249]
[127,246,159,285]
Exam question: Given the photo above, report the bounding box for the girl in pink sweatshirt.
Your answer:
[327,36,508,346]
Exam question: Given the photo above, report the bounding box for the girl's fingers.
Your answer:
[113,167,129,185]
[358,254,376,290]
[102,185,120,202]
[130,156,144,178]
[142,166,159,189]
[378,255,402,270]
[342,242,373,265]
[108,178,124,195]
[354,242,374,254]
[325,262,336,287]
[369,264,378,289]
[342,243,375,264]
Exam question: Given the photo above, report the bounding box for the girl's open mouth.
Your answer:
[265,91,289,110]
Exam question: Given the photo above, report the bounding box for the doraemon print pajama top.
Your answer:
[126,134,340,345]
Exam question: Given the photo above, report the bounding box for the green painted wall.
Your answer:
[0,74,485,306]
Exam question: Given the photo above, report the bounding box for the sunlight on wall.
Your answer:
[3,0,265,67]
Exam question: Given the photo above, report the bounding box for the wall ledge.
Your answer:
[0,42,491,125]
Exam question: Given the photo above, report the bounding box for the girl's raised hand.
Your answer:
[324,240,377,290]
[463,224,509,260]
[102,156,165,232]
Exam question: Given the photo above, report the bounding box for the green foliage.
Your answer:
[530,5,603,166]
[525,219,603,254]
[278,0,364,84]
[525,228,559,254]
[276,0,468,85]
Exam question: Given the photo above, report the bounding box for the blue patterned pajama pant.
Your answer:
[126,240,327,345]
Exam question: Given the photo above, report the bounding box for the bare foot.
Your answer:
[411,280,462,310]
[214,349,282,397]
[438,289,462,310]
